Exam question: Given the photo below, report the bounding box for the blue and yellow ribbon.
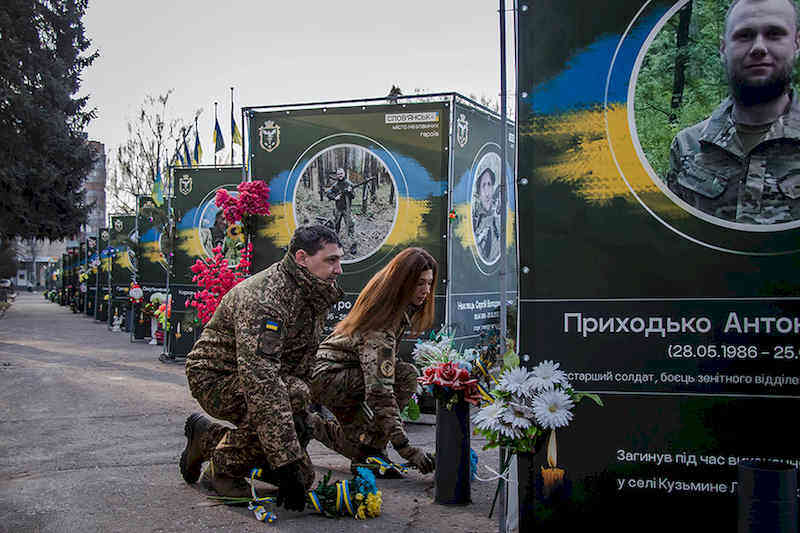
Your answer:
[364,456,408,475]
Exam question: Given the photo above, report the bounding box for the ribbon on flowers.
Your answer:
[476,382,494,404]
[474,358,498,385]
[336,479,355,516]
[248,468,277,523]
[364,456,408,475]
[307,490,323,513]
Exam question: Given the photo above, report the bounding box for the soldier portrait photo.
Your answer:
[471,152,502,265]
[293,144,398,262]
[635,0,800,227]
[198,194,244,263]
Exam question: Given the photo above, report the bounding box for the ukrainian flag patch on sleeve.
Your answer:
[265,319,281,333]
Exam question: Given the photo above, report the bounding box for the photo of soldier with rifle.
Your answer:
[293,145,398,262]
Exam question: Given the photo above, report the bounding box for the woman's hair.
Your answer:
[334,247,437,337]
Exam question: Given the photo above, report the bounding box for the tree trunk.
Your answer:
[670,1,693,123]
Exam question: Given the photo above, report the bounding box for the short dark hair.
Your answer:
[289,224,342,256]
[724,0,800,37]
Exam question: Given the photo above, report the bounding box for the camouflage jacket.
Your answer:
[666,92,800,224]
[327,179,354,211]
[313,313,412,448]
[186,254,342,468]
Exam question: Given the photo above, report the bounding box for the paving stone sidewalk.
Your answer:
[0,293,501,532]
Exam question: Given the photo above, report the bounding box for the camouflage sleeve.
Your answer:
[233,288,303,469]
[186,287,237,374]
[359,330,409,449]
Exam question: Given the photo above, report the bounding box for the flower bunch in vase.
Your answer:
[472,360,602,455]
[413,328,483,409]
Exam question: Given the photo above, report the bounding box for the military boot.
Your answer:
[179,412,213,484]
[200,462,258,499]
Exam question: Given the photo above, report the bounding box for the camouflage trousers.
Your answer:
[333,208,353,235]
[310,361,417,459]
[186,367,315,488]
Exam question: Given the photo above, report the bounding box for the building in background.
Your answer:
[15,141,107,289]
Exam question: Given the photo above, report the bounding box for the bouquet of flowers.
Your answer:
[413,327,484,409]
[472,360,602,455]
[215,180,271,238]
[209,467,382,524]
[189,243,253,324]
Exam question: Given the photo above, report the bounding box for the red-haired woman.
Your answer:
[310,247,437,475]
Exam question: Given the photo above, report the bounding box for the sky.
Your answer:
[81,0,516,166]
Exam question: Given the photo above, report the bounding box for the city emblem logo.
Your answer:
[456,113,469,148]
[114,219,123,232]
[101,230,109,241]
[259,120,280,152]
[179,174,192,195]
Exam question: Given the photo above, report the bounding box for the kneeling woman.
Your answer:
[311,247,436,475]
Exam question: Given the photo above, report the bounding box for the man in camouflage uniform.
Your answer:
[326,168,355,236]
[666,0,800,225]
[310,315,434,476]
[179,225,343,511]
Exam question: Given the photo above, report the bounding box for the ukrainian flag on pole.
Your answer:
[231,109,242,147]
[183,132,193,168]
[214,117,225,153]
[194,127,203,165]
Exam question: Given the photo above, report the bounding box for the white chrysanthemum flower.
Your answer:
[471,401,506,432]
[497,367,535,397]
[529,360,569,391]
[532,389,574,429]
[472,401,523,439]
[502,401,534,430]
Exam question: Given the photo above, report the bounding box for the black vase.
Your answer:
[516,450,537,531]
[434,397,471,505]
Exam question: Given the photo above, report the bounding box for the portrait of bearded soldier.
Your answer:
[666,0,800,225]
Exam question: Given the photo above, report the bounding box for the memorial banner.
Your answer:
[247,101,449,345]
[517,0,800,529]
[168,165,243,356]
[171,165,243,284]
[136,195,168,299]
[79,241,87,313]
[67,246,78,311]
[109,214,136,328]
[447,97,517,345]
[96,227,110,322]
[86,233,97,317]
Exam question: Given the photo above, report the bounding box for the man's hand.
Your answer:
[395,444,435,474]
[275,461,306,511]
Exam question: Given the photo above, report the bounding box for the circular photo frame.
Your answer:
[605,0,800,255]
[471,152,503,267]
[291,143,400,264]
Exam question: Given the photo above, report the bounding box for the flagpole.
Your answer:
[230,87,235,165]
[214,102,218,167]
[194,116,199,165]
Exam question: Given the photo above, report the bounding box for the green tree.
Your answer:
[0,0,98,241]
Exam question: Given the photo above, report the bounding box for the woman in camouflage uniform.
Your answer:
[310,247,437,476]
